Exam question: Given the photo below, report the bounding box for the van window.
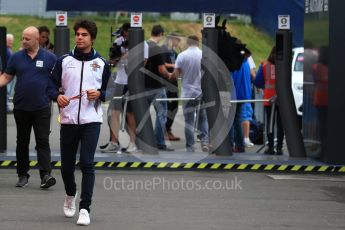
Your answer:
[294,53,304,71]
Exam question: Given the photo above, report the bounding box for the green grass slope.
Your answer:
[0,14,274,66]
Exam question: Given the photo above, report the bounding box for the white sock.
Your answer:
[244,137,251,143]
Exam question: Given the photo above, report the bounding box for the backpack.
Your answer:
[249,118,264,145]
[216,17,246,72]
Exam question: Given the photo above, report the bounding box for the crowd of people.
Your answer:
[0,20,285,226]
[103,23,283,155]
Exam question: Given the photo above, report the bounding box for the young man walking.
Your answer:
[49,19,110,225]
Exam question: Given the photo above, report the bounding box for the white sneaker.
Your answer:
[101,142,120,153]
[126,142,138,153]
[77,209,90,226]
[244,138,254,148]
[63,191,77,218]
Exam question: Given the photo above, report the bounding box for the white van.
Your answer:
[291,47,304,117]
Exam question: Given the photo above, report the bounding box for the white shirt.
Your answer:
[114,36,128,84]
[175,46,202,98]
[247,56,256,69]
[114,37,149,85]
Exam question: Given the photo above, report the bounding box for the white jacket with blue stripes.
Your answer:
[49,48,110,125]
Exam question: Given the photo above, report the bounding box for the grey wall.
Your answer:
[0,0,54,18]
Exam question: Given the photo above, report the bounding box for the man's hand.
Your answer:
[86,89,100,101]
[57,95,70,108]
[167,72,173,80]
[170,68,181,80]
[0,73,14,87]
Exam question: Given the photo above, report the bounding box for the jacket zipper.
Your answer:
[77,61,84,125]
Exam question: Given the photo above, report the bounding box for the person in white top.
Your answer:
[247,55,256,80]
[6,33,15,112]
[50,19,110,226]
[171,35,209,152]
[102,23,148,153]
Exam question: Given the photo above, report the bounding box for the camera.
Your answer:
[108,22,130,62]
[109,39,128,61]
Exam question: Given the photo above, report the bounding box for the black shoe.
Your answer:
[264,147,275,155]
[40,175,56,189]
[276,148,283,155]
[16,175,29,188]
[99,142,109,149]
[157,145,174,151]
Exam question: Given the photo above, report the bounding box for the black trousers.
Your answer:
[13,106,52,179]
[166,90,178,132]
[265,105,284,149]
[60,122,100,213]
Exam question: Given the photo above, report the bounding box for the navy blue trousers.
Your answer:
[60,122,100,213]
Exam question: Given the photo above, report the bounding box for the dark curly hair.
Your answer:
[73,19,98,40]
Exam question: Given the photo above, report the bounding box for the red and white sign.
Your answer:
[56,11,68,27]
[131,13,142,28]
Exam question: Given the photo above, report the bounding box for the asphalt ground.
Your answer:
[0,169,345,230]
[2,102,345,229]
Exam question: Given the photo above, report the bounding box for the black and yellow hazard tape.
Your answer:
[1,160,345,173]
